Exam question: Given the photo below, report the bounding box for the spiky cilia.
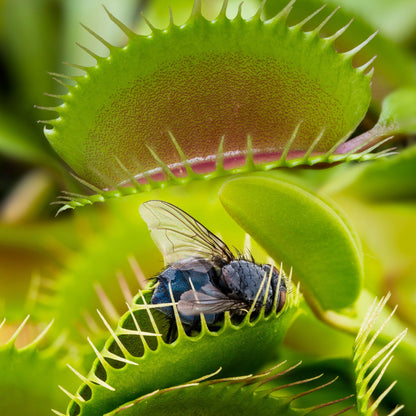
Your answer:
[56,279,300,415]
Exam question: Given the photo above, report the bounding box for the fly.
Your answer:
[139,200,286,328]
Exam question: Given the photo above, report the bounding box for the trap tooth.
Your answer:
[357,55,378,74]
[312,6,340,34]
[141,13,159,33]
[6,315,30,346]
[270,0,296,24]
[58,385,84,404]
[75,42,102,61]
[44,92,66,100]
[103,6,138,40]
[62,61,89,72]
[324,19,354,42]
[218,0,229,19]
[191,0,202,17]
[81,23,115,51]
[295,4,326,30]
[253,0,267,20]
[342,30,379,60]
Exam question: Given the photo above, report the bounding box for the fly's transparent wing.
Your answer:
[139,200,234,265]
[178,284,245,316]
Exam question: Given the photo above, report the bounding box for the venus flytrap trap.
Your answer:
[56,274,300,416]
[37,0,393,213]
[219,172,363,311]
[51,197,304,415]
[17,0,411,415]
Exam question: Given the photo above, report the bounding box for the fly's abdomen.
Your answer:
[151,259,217,325]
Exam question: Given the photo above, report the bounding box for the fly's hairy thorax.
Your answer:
[220,260,278,310]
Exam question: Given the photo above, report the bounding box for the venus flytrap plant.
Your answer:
[0,1,414,416]
[29,0,387,344]
[7,0,409,415]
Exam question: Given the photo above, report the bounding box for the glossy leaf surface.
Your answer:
[220,172,363,311]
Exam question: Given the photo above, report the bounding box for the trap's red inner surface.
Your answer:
[88,53,344,186]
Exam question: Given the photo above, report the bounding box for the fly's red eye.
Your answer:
[276,289,286,313]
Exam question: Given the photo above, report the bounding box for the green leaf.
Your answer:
[0,0,61,114]
[219,172,363,311]
[44,1,373,188]
[376,87,416,134]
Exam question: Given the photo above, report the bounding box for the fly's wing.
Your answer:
[139,200,234,266]
[178,283,246,316]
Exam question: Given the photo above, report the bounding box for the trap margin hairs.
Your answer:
[57,281,301,416]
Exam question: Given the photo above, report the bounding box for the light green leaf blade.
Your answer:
[0,0,59,112]
[219,172,363,311]
[376,87,416,134]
